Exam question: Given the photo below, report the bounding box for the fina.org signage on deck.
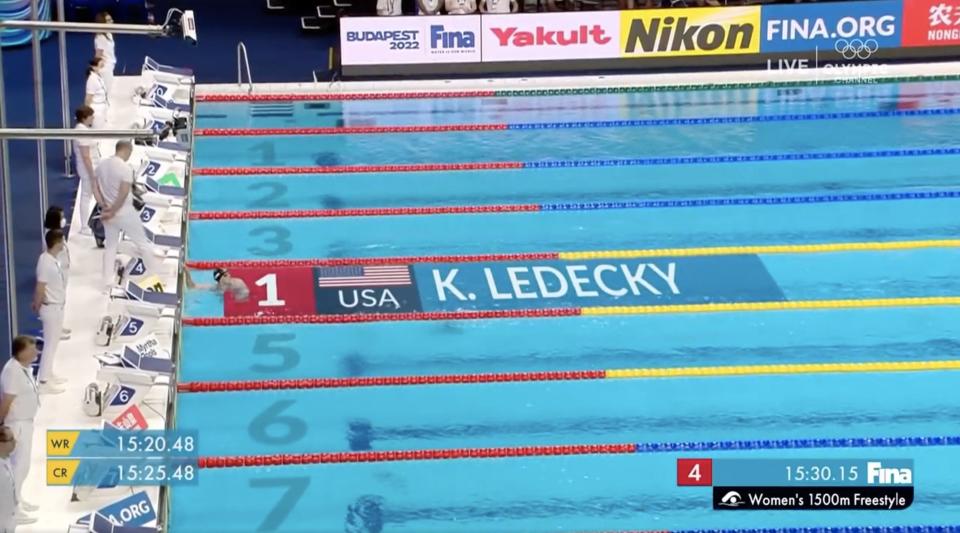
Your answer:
[620,6,761,57]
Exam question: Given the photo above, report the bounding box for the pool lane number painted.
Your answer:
[219,255,784,317]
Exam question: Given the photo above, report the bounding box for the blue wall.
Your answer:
[0,1,337,351]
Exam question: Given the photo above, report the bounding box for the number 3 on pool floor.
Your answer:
[255,273,286,307]
[676,458,712,486]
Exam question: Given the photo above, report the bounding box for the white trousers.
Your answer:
[90,103,109,129]
[7,420,33,507]
[102,206,161,289]
[102,64,115,94]
[77,163,95,225]
[38,304,64,382]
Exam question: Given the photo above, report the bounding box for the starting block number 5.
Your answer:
[255,273,286,308]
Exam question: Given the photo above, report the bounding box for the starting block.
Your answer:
[142,227,183,250]
[143,55,194,78]
[135,81,191,114]
[96,334,174,420]
[71,489,157,530]
[142,55,194,85]
[110,281,179,317]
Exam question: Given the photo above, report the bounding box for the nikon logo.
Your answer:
[624,16,755,54]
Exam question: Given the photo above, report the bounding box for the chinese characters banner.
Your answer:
[903,0,960,46]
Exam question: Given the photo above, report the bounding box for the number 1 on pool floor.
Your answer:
[677,458,712,486]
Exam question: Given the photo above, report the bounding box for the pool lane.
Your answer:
[178,306,960,383]
[193,80,960,129]
[186,198,960,261]
[181,248,960,318]
[189,156,960,213]
[193,116,960,168]
[170,448,960,532]
[177,371,959,456]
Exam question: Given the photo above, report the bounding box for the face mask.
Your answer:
[60,217,66,228]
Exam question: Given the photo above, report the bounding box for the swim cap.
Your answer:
[213,268,228,283]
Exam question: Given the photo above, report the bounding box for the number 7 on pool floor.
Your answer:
[677,458,713,486]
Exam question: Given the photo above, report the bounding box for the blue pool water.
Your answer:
[175,79,960,532]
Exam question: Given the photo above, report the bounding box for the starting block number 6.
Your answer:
[255,273,286,308]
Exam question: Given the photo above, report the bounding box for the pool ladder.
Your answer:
[237,41,254,94]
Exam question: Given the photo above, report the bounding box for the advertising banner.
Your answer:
[340,16,481,65]
[761,0,901,53]
[902,0,960,46]
[620,6,761,57]
[481,12,620,62]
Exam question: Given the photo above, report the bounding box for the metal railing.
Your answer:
[237,41,254,94]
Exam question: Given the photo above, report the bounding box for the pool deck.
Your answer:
[22,60,960,533]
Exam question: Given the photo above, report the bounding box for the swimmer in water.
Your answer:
[185,267,250,302]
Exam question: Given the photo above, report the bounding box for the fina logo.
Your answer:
[430,24,476,52]
[867,461,912,484]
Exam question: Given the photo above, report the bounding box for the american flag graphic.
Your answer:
[316,266,411,288]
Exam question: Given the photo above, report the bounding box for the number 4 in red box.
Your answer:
[677,458,713,486]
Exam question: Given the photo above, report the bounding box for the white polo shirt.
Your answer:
[0,359,39,422]
[94,33,116,66]
[376,0,402,15]
[445,0,476,13]
[73,123,101,178]
[96,156,135,211]
[36,252,66,305]
[86,72,109,106]
[484,0,510,12]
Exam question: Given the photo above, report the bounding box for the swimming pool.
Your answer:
[173,78,960,532]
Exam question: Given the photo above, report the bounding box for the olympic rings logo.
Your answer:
[834,38,880,60]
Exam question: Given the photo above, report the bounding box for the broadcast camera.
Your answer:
[160,9,197,45]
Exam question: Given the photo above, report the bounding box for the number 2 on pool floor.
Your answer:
[255,273,286,307]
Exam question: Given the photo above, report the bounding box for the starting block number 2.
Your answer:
[677,458,713,486]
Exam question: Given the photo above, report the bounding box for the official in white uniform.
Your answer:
[480,0,517,12]
[94,12,116,93]
[31,230,69,393]
[417,0,441,14]
[376,0,402,15]
[96,141,162,291]
[445,0,477,14]
[73,106,102,226]
[0,337,42,522]
[84,58,110,129]
[0,425,27,530]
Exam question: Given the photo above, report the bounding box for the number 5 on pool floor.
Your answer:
[677,458,712,486]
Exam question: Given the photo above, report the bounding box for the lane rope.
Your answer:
[194,73,960,102]
[182,297,960,326]
[196,435,960,468]
[190,190,960,221]
[192,147,960,176]
[185,238,960,270]
[177,360,960,393]
[193,108,960,137]
[585,525,960,533]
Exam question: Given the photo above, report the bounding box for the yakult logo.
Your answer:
[490,24,611,47]
[481,13,620,61]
